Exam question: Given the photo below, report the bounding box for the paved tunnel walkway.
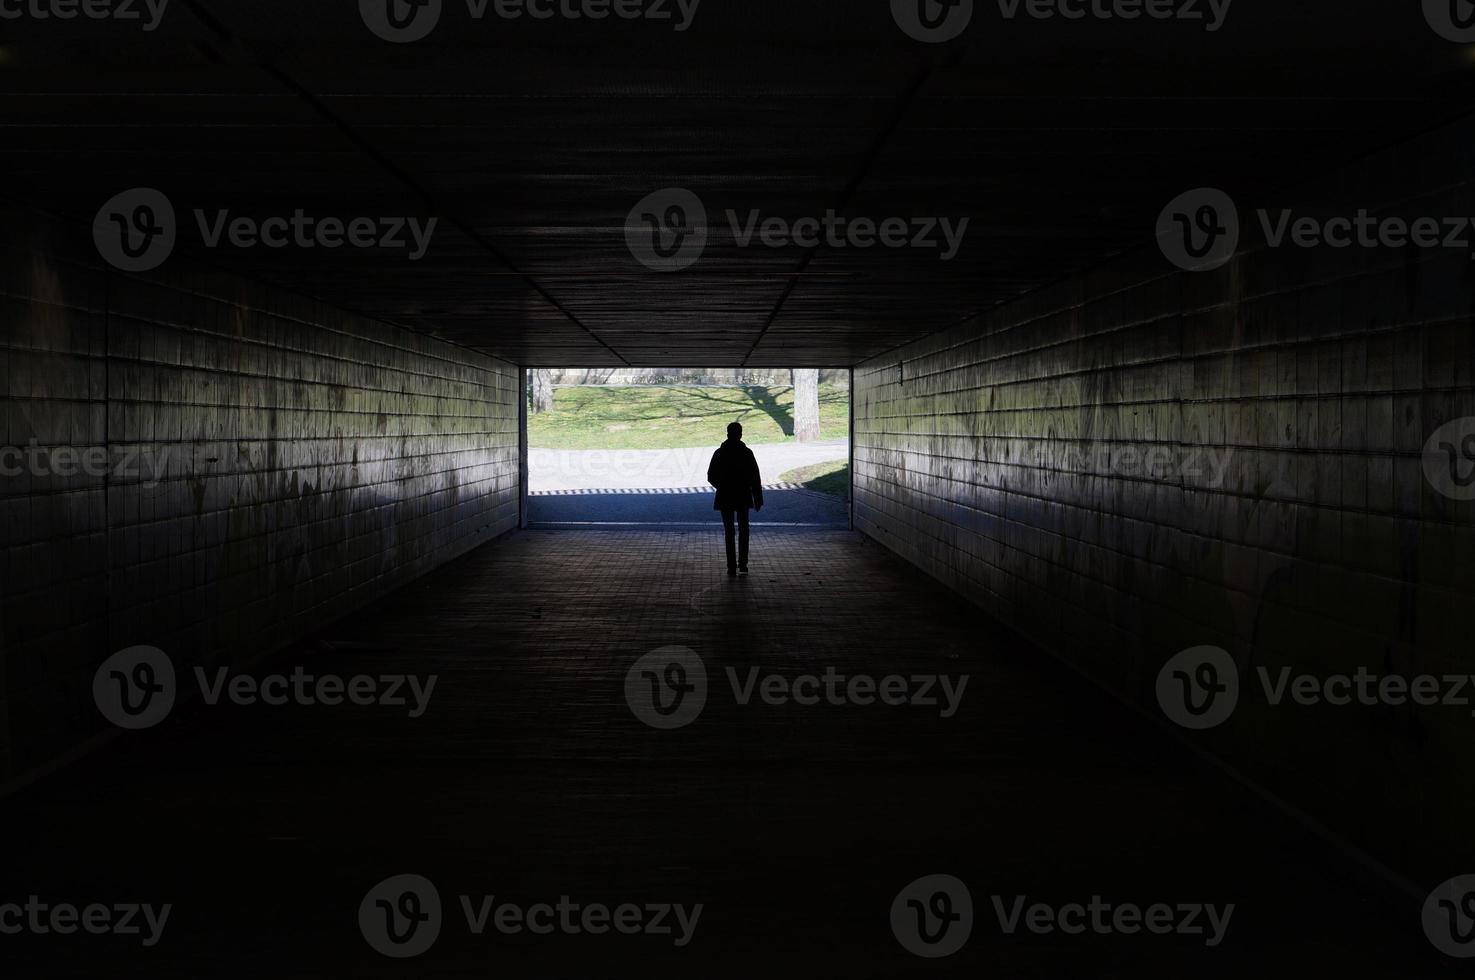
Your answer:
[0,530,1441,977]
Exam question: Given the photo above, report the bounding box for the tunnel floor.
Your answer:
[1,530,1442,977]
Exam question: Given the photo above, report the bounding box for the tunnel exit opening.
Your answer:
[519,368,852,531]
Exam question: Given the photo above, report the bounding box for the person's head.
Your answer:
[727,422,743,441]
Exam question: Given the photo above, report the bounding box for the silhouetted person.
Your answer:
[708,422,763,576]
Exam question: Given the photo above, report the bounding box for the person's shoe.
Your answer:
[738,565,749,576]
[727,567,737,577]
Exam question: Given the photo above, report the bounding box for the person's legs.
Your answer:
[737,508,750,570]
[720,509,737,571]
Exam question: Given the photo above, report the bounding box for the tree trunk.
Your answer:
[530,369,554,415]
[793,368,821,442]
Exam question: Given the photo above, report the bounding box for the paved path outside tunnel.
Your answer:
[528,486,848,527]
[528,439,849,492]
[528,439,851,527]
[0,530,1440,978]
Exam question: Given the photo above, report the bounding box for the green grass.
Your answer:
[778,460,850,499]
[528,384,849,450]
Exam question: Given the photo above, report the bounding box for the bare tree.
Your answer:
[792,368,821,442]
[530,369,554,414]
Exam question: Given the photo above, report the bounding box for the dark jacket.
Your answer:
[707,439,763,512]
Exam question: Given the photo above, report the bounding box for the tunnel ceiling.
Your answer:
[4,1,1474,367]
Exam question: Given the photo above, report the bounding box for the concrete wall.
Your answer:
[854,121,1475,881]
[0,208,520,784]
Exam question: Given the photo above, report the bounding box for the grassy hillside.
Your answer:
[528,383,849,450]
[778,460,850,498]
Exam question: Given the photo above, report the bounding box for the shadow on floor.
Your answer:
[0,530,1439,978]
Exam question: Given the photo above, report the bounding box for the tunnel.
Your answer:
[2,1,1475,975]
